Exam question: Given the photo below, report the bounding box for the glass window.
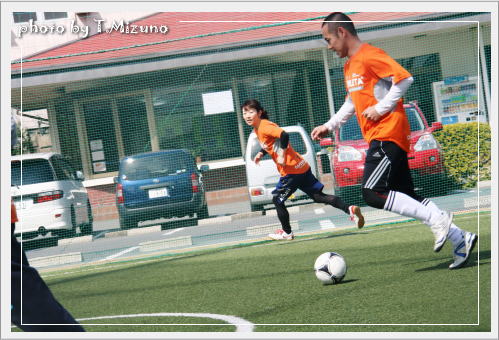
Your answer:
[339,116,363,142]
[288,132,307,155]
[11,159,55,186]
[339,107,424,142]
[51,156,76,180]
[44,12,67,20]
[54,101,83,172]
[13,12,37,23]
[405,107,425,132]
[116,95,151,156]
[249,136,270,161]
[51,157,69,180]
[396,53,441,124]
[248,131,307,160]
[121,152,194,181]
[83,100,120,174]
[152,71,240,162]
[485,44,491,88]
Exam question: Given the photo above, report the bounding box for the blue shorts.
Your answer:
[272,168,324,203]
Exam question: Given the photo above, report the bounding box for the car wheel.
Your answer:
[119,215,137,230]
[197,204,209,220]
[80,200,94,236]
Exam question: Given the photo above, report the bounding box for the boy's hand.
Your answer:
[311,125,329,141]
[254,152,264,165]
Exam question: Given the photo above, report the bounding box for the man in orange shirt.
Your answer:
[243,99,364,240]
[311,12,476,269]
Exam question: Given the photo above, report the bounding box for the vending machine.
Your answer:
[432,75,487,125]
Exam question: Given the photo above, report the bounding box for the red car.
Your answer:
[320,102,447,202]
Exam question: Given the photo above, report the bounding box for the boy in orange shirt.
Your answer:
[311,12,476,269]
[242,99,364,240]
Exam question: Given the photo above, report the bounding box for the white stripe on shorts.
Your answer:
[364,156,390,189]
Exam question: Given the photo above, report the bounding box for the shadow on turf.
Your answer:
[414,250,488,272]
[243,278,359,321]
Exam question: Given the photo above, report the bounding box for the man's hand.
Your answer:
[253,152,264,165]
[311,125,330,141]
[362,106,383,122]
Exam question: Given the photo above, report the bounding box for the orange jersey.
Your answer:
[255,119,310,176]
[344,43,412,152]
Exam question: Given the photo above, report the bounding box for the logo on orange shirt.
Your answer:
[346,73,365,93]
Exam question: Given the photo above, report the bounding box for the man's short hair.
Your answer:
[322,12,358,37]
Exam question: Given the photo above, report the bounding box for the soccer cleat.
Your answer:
[449,231,478,269]
[431,211,453,252]
[268,229,294,240]
[349,205,365,229]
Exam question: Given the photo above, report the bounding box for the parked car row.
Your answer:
[10,102,448,239]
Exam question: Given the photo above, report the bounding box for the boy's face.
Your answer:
[322,25,348,58]
[242,106,261,127]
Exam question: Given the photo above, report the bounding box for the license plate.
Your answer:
[148,187,168,199]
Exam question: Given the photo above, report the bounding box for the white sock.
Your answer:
[384,191,440,225]
[447,225,465,248]
[421,199,464,247]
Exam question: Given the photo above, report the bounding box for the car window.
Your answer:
[289,132,307,154]
[405,107,425,132]
[11,159,55,186]
[122,153,194,180]
[51,156,76,180]
[249,136,270,161]
[339,107,425,141]
[249,131,307,160]
[339,116,363,141]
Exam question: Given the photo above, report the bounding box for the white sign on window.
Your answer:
[202,90,234,115]
[90,139,103,151]
[91,150,105,161]
[93,161,106,173]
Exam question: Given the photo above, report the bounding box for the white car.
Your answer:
[11,152,93,239]
[245,125,320,212]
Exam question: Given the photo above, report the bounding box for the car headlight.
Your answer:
[337,146,362,162]
[414,134,438,151]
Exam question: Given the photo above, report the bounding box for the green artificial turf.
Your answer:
[19,212,492,333]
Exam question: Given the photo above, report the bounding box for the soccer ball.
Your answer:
[314,252,347,285]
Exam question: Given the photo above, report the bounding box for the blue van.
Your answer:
[114,150,209,229]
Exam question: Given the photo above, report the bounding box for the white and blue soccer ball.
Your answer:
[314,252,347,285]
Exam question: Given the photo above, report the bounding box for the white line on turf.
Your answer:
[319,219,335,229]
[163,228,184,236]
[314,208,326,215]
[104,246,139,260]
[75,313,255,332]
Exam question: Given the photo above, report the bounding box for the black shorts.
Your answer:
[361,140,416,196]
[272,168,324,203]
